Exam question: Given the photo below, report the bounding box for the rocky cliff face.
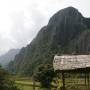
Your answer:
[8,7,90,75]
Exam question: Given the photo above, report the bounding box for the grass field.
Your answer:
[15,78,90,90]
[15,80,40,90]
[16,85,40,90]
[15,80,57,90]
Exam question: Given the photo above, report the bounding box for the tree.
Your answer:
[34,64,55,89]
[0,67,19,90]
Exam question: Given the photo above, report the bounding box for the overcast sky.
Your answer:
[0,0,90,55]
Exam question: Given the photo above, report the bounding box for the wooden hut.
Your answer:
[53,55,90,90]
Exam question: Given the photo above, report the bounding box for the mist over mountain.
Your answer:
[0,49,20,67]
[8,7,90,76]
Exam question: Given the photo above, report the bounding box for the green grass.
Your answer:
[15,80,40,90]
[15,80,56,90]
[15,78,90,90]
[15,81,40,85]
[16,85,40,90]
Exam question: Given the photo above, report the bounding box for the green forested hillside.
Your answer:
[8,7,90,76]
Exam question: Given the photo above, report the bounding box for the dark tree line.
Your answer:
[34,64,56,89]
[0,66,19,90]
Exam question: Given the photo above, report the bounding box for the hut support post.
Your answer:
[85,72,87,86]
[84,69,87,90]
[33,80,35,90]
[62,72,65,90]
[87,72,89,90]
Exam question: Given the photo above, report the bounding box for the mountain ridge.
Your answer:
[8,7,90,76]
[0,49,20,67]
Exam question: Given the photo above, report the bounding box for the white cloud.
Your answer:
[0,0,90,55]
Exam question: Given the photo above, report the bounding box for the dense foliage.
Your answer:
[34,64,55,89]
[8,7,90,76]
[0,67,19,90]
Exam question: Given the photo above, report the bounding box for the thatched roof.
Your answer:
[53,55,90,71]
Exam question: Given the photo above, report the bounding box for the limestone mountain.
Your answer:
[8,7,90,75]
[0,49,20,67]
